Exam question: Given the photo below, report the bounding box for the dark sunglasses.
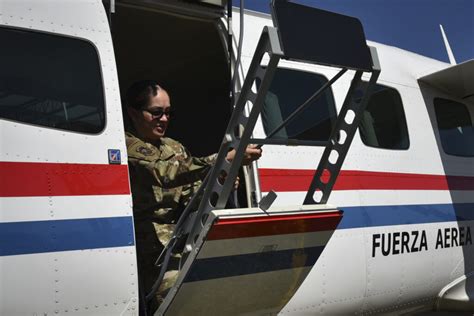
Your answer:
[142,108,173,119]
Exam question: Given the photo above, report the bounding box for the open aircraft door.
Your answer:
[155,1,380,314]
[164,206,342,315]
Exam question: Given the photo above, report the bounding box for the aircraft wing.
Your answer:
[418,59,474,103]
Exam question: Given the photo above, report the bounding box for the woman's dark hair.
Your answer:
[126,80,161,109]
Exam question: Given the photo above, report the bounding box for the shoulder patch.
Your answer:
[126,134,160,161]
[136,145,154,156]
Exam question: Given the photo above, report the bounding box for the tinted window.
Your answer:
[260,68,337,142]
[434,98,474,157]
[0,28,105,133]
[358,83,409,149]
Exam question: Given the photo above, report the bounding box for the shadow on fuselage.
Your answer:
[419,83,474,312]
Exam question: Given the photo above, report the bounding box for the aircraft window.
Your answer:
[358,83,410,150]
[0,27,105,134]
[434,98,474,157]
[259,68,337,142]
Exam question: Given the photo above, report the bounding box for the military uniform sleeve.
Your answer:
[126,134,212,188]
[193,153,218,167]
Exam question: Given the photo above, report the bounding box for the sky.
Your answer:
[237,0,474,63]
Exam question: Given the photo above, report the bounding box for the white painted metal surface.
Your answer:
[233,10,474,315]
[0,1,138,315]
[0,2,472,315]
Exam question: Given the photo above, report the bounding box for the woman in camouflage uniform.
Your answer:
[125,80,261,313]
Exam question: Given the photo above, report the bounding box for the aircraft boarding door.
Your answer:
[156,1,380,315]
[0,1,137,315]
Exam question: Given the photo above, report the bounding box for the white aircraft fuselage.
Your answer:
[0,0,473,315]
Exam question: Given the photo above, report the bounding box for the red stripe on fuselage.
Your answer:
[207,211,343,240]
[259,169,474,192]
[0,161,130,197]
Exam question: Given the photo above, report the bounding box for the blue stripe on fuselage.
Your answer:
[339,203,474,229]
[182,203,474,282]
[0,203,472,257]
[0,216,134,256]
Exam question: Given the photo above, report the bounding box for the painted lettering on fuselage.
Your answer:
[372,226,472,257]
[435,226,472,249]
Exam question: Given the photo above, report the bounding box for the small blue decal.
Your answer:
[108,149,121,164]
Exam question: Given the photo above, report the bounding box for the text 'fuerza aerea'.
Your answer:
[372,226,472,257]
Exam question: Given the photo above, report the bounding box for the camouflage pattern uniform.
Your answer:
[125,132,216,311]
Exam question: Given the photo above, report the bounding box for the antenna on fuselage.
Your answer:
[440,24,457,65]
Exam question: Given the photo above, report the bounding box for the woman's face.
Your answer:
[129,88,171,142]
